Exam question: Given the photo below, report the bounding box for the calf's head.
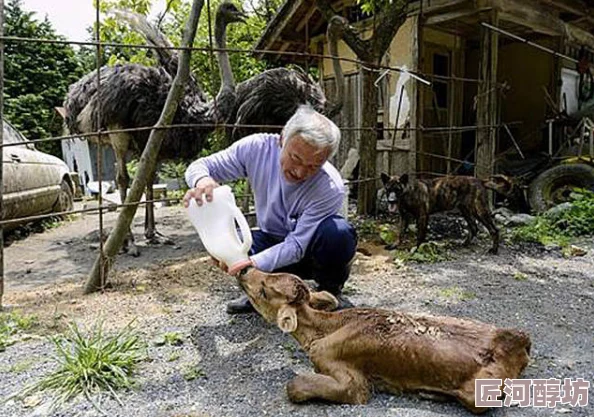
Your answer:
[381,172,409,213]
[237,269,338,333]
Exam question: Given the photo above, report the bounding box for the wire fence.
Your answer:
[0,0,524,295]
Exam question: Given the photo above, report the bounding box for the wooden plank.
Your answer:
[296,7,318,32]
[255,0,304,55]
[539,0,590,17]
[494,0,563,36]
[377,139,411,151]
[475,10,499,180]
[426,8,490,25]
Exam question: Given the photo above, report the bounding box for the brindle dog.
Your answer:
[380,173,499,254]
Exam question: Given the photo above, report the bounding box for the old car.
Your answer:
[2,120,74,228]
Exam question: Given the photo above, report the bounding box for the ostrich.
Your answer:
[228,15,348,141]
[117,10,348,142]
[64,2,245,256]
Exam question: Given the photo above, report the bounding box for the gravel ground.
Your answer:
[1,208,593,417]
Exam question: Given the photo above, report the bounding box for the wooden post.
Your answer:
[85,0,205,293]
[410,13,421,177]
[475,11,499,180]
[0,0,4,308]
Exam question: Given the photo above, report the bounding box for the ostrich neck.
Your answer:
[215,21,235,89]
[328,27,344,116]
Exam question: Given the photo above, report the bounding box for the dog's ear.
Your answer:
[380,172,391,186]
[276,305,298,333]
[400,174,409,185]
[309,291,339,311]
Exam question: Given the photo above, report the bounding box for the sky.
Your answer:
[21,0,167,42]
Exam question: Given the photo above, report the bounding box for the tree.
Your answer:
[96,0,281,100]
[316,0,411,214]
[86,0,204,293]
[3,0,84,156]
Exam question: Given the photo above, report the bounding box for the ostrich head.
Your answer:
[327,15,350,39]
[216,2,246,29]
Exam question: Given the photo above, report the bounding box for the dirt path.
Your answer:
[4,203,203,291]
[1,207,593,417]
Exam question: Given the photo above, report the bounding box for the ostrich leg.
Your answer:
[111,132,140,257]
[144,168,174,245]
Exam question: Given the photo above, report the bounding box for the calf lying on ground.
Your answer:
[238,268,531,414]
[380,173,500,253]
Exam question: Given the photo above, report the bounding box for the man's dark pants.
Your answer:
[249,215,358,294]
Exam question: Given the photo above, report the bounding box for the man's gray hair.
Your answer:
[282,104,341,157]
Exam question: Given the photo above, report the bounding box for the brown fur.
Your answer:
[238,269,531,413]
[381,173,500,254]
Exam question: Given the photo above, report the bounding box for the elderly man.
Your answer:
[184,105,357,314]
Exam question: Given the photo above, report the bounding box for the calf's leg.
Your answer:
[287,367,369,404]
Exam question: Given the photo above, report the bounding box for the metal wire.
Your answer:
[0,35,492,85]
[0,121,519,149]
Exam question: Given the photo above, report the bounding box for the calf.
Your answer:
[238,268,531,414]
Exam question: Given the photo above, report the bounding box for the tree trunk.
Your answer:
[314,0,409,215]
[357,66,379,215]
[85,0,205,294]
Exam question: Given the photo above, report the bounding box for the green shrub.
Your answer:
[512,189,594,247]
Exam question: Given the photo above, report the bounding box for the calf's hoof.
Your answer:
[487,246,499,255]
[286,378,309,403]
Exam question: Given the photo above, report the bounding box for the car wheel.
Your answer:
[53,179,74,214]
[528,163,594,213]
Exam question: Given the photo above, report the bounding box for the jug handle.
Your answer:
[231,205,253,254]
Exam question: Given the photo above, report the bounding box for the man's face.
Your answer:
[280,135,330,183]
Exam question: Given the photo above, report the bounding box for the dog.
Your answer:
[380,173,499,254]
[237,268,531,413]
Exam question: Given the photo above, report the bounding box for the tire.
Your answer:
[53,179,74,214]
[528,163,594,213]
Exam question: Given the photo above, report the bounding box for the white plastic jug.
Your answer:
[187,185,253,269]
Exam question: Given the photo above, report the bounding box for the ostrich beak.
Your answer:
[235,11,247,23]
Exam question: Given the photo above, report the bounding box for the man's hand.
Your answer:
[210,256,254,276]
[183,176,220,207]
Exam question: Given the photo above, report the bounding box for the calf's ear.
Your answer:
[380,172,390,186]
[276,305,298,333]
[309,291,339,311]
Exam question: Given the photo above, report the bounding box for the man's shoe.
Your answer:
[226,295,256,315]
[334,293,355,310]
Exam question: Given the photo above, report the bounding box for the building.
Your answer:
[255,0,594,179]
[55,107,116,194]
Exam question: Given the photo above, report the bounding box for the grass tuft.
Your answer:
[12,320,145,412]
[0,310,37,352]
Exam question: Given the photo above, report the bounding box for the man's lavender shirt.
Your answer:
[185,133,345,272]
